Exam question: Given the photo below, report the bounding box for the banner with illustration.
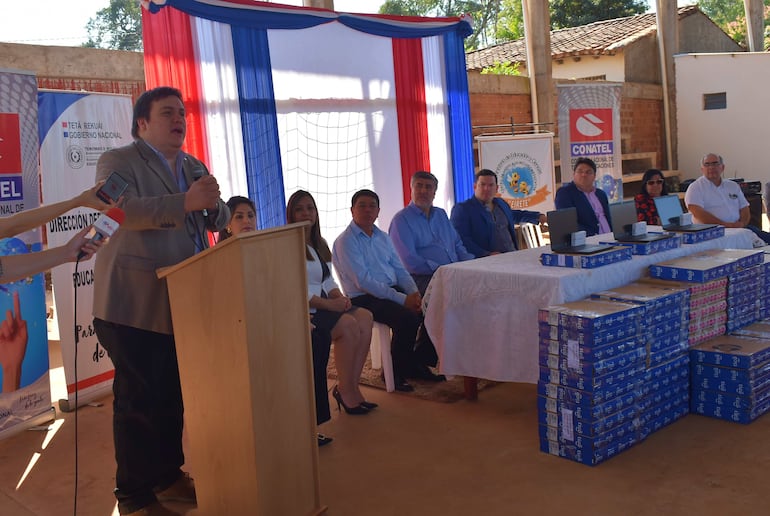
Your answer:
[477,133,556,213]
[557,83,623,203]
[38,91,132,411]
[0,69,52,438]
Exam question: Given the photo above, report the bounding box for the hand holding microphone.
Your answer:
[76,207,125,261]
[186,169,220,216]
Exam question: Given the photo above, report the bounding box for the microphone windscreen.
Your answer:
[105,207,126,225]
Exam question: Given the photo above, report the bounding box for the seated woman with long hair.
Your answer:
[286,190,376,425]
[635,169,668,225]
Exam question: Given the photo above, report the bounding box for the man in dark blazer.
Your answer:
[450,169,545,258]
[554,157,613,237]
[92,87,229,516]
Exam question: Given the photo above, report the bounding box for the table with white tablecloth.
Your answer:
[423,228,756,391]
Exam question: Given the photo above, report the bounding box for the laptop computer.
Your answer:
[610,201,675,243]
[547,207,616,254]
[653,195,719,232]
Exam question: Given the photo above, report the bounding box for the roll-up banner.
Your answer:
[38,91,132,411]
[557,83,623,203]
[0,69,53,439]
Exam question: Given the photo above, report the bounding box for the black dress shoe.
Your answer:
[408,365,446,382]
[317,433,333,447]
[360,400,378,410]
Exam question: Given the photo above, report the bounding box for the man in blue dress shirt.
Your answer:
[451,169,545,257]
[333,189,443,391]
[389,171,474,295]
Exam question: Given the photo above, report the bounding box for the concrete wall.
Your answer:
[624,35,661,84]
[550,54,625,82]
[675,53,769,185]
[0,42,145,100]
[679,14,744,53]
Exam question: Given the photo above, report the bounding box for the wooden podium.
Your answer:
[157,222,326,516]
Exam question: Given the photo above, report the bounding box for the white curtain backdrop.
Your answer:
[268,22,403,244]
[192,18,248,203]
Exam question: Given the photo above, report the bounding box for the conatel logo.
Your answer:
[569,108,612,142]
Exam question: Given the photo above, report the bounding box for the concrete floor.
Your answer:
[1,346,769,516]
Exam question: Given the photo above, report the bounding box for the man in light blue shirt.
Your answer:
[389,171,474,295]
[333,189,444,391]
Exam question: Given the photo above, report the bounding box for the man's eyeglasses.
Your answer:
[646,179,664,185]
[703,161,722,167]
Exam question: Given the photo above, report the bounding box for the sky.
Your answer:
[0,1,695,48]
[0,0,387,47]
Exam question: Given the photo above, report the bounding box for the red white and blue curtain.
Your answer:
[141,0,473,236]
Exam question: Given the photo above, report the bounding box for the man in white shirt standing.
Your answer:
[685,153,770,245]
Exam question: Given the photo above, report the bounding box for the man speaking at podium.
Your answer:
[92,87,229,516]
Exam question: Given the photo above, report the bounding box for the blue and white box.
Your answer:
[540,246,633,269]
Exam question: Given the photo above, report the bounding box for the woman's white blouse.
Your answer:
[307,246,339,312]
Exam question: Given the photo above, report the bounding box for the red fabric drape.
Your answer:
[392,38,430,207]
[141,8,210,169]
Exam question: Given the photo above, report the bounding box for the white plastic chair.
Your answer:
[369,322,395,392]
[521,222,545,249]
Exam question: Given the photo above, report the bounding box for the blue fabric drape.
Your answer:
[338,16,472,39]
[443,31,474,204]
[155,0,472,38]
[231,26,286,228]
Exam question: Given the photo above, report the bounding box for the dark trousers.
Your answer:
[94,319,185,514]
[351,294,421,377]
[310,328,332,425]
[411,273,434,297]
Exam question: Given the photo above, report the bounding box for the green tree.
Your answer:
[549,0,647,29]
[496,0,525,41]
[379,0,505,50]
[83,0,143,51]
[699,0,770,50]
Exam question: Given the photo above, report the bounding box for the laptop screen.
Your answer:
[610,201,639,238]
[653,195,684,227]
[547,208,578,249]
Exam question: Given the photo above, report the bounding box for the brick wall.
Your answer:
[469,74,666,170]
[620,97,664,158]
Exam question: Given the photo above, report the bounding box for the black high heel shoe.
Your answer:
[332,386,369,415]
[360,401,378,410]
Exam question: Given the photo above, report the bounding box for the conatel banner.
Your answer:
[476,133,556,213]
[557,83,623,203]
[0,68,52,439]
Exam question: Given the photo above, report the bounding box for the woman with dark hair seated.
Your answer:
[286,190,375,430]
[634,169,668,225]
[218,195,257,241]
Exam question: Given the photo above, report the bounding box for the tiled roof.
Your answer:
[466,5,701,70]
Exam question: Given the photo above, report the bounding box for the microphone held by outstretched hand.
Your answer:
[77,207,125,260]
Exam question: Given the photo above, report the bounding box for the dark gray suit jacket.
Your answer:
[92,139,229,334]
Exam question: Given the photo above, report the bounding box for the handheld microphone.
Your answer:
[190,167,208,218]
[77,207,125,260]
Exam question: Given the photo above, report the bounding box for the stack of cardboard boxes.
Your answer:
[537,299,646,465]
[592,283,691,436]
